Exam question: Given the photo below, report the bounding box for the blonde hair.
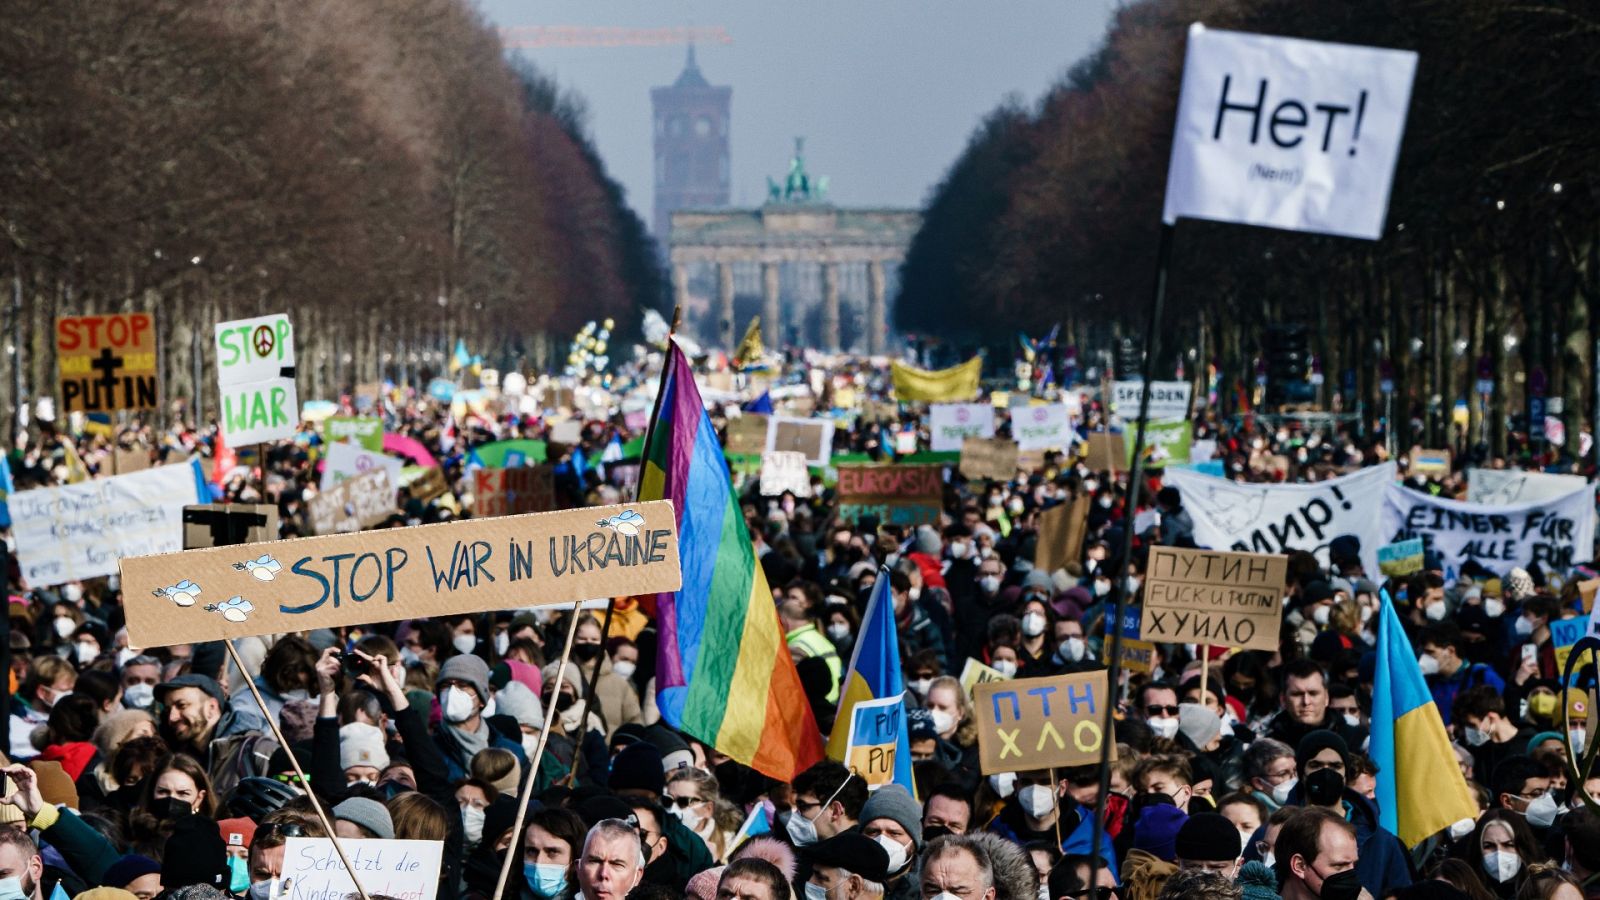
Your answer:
[388,792,450,842]
[927,675,977,747]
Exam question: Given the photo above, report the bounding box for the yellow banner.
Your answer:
[891,358,981,403]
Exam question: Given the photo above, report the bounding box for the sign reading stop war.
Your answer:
[973,671,1114,774]
[119,500,681,646]
[57,314,159,414]
[1142,546,1287,652]
[216,313,298,445]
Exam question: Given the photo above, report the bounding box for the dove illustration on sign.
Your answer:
[204,596,255,623]
[154,580,202,607]
[233,554,283,581]
[596,509,644,536]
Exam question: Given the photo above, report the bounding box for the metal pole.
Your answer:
[10,268,21,446]
[1089,221,1173,887]
[192,333,205,428]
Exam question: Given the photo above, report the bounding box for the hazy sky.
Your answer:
[475,1,1118,230]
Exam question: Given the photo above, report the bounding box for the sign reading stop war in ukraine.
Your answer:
[57,314,160,413]
[1378,484,1596,575]
[118,501,681,646]
[929,404,995,453]
[216,313,298,445]
[973,671,1114,775]
[837,464,944,527]
[1142,546,1287,651]
[1162,25,1419,241]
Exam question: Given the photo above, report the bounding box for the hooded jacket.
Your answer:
[1283,785,1413,898]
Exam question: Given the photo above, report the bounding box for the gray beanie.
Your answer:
[437,654,491,704]
[1022,570,1054,595]
[333,797,394,840]
[1177,703,1221,750]
[859,783,924,850]
[494,680,544,729]
[915,526,942,557]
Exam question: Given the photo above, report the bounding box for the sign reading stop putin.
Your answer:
[57,314,160,414]
[215,313,298,445]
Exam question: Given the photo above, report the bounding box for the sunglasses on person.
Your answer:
[664,795,705,809]
[258,822,308,840]
[1145,705,1180,717]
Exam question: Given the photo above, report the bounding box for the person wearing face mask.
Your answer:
[1493,756,1562,831]
[986,771,1118,876]
[780,598,843,706]
[431,654,529,783]
[224,635,320,737]
[11,657,75,761]
[1273,808,1365,900]
[788,762,866,848]
[1453,686,1531,784]
[566,615,642,740]
[1138,682,1184,743]
[1420,625,1505,727]
[803,832,891,900]
[1291,730,1411,898]
[1173,703,1245,796]
[1244,738,1300,812]
[1014,593,1055,676]
[1462,811,1539,899]
[860,784,924,900]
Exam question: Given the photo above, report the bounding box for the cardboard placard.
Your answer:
[759,451,812,497]
[837,464,943,527]
[1034,495,1091,575]
[216,313,298,445]
[119,500,681,646]
[113,447,151,475]
[282,837,443,900]
[1581,578,1600,614]
[1551,617,1588,675]
[960,437,1019,482]
[185,504,280,549]
[57,314,159,414]
[1141,546,1287,652]
[844,695,904,791]
[305,469,396,536]
[1411,447,1452,479]
[973,671,1114,774]
[1376,538,1424,577]
[958,657,1012,696]
[725,414,770,456]
[1084,433,1126,473]
[767,416,835,467]
[473,466,556,518]
[322,442,404,492]
[402,466,450,502]
[326,416,384,453]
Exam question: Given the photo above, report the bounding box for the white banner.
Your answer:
[928,403,996,452]
[1112,381,1193,420]
[1164,462,1395,574]
[11,461,203,586]
[1380,484,1595,578]
[1162,25,1418,241]
[216,313,298,445]
[1013,404,1073,451]
[1467,468,1590,506]
[759,451,812,497]
[321,441,404,491]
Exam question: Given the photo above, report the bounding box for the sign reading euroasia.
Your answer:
[1162,25,1418,240]
[216,313,298,445]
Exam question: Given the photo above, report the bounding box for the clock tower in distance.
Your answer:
[651,46,731,241]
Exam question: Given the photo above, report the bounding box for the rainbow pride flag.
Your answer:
[641,341,824,781]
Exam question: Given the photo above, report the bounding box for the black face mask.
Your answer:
[922,824,952,843]
[1318,868,1363,900]
[1304,767,1346,807]
[571,642,601,662]
[555,691,578,711]
[149,796,193,821]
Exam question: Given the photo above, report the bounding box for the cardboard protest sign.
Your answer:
[113,447,151,475]
[960,437,1019,482]
[282,837,442,900]
[1013,405,1073,452]
[12,461,204,586]
[326,416,384,453]
[322,442,404,492]
[929,404,996,453]
[1162,25,1419,241]
[472,466,556,518]
[1582,578,1600,615]
[1104,606,1155,675]
[1034,496,1090,575]
[1165,462,1394,575]
[185,504,279,549]
[119,501,681,646]
[1379,483,1596,577]
[759,452,812,497]
[845,696,904,790]
[1112,381,1192,420]
[306,470,396,535]
[725,415,770,456]
[549,419,584,446]
[1084,433,1126,473]
[1376,538,1424,577]
[973,671,1114,774]
[401,466,450,502]
[959,657,1012,695]
[767,416,835,467]
[1552,617,1588,675]
[1129,419,1192,468]
[1411,448,1452,479]
[215,313,298,445]
[837,464,943,527]
[1141,546,1287,652]
[56,314,160,414]
[1466,469,1589,506]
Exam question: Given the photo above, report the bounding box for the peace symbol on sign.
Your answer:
[1561,635,1600,815]
[252,325,275,357]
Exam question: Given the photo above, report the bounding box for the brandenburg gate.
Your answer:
[667,142,919,354]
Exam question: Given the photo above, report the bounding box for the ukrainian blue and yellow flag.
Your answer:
[825,568,916,796]
[1372,589,1477,846]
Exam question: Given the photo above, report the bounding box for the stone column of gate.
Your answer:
[867,260,887,356]
[717,262,735,349]
[761,261,781,350]
[822,261,841,353]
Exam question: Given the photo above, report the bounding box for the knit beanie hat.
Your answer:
[1236,860,1281,900]
[339,722,390,772]
[1177,702,1221,750]
[494,680,544,730]
[333,797,395,840]
[858,784,924,850]
[437,654,491,704]
[1295,729,1349,771]
[1131,804,1188,862]
[1175,812,1242,862]
[608,742,666,795]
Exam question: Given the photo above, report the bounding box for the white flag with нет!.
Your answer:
[1162,24,1419,241]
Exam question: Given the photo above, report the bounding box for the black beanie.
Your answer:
[161,815,230,891]
[1296,729,1349,770]
[1174,812,1243,862]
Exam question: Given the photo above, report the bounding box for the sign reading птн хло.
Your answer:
[973,671,1114,774]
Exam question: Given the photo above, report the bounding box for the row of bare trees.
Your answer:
[897,0,1600,460]
[0,0,663,427]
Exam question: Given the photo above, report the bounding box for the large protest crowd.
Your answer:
[2,351,1600,900]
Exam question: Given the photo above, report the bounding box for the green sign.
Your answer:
[326,416,384,453]
[1128,419,1191,468]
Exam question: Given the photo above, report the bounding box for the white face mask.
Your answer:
[493,632,510,656]
[1424,602,1448,622]
[1148,717,1180,740]
[930,708,956,736]
[948,541,969,560]
[1359,605,1373,623]
[1525,791,1561,828]
[989,772,1017,798]
[1484,851,1521,883]
[1271,777,1297,806]
[400,647,422,667]
[123,683,155,710]
[670,804,704,830]
[452,634,477,656]
[1312,605,1331,626]
[522,733,540,758]
[461,804,485,846]
[1571,728,1588,756]
[61,584,83,604]
[786,807,822,847]
[827,623,852,643]
[1018,784,1056,819]
[53,617,75,639]
[1464,725,1490,747]
[612,660,636,680]
[1022,612,1047,637]
[908,586,923,601]
[116,647,139,668]
[979,575,1001,595]
[560,700,586,733]
[74,642,97,665]
[1515,615,1535,637]
[875,834,909,874]
[1418,654,1441,676]
[1343,713,1361,729]
[991,659,1017,678]
[1093,580,1111,597]
[910,678,933,697]
[440,686,477,723]
[1061,637,1086,663]
[1483,598,1506,618]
